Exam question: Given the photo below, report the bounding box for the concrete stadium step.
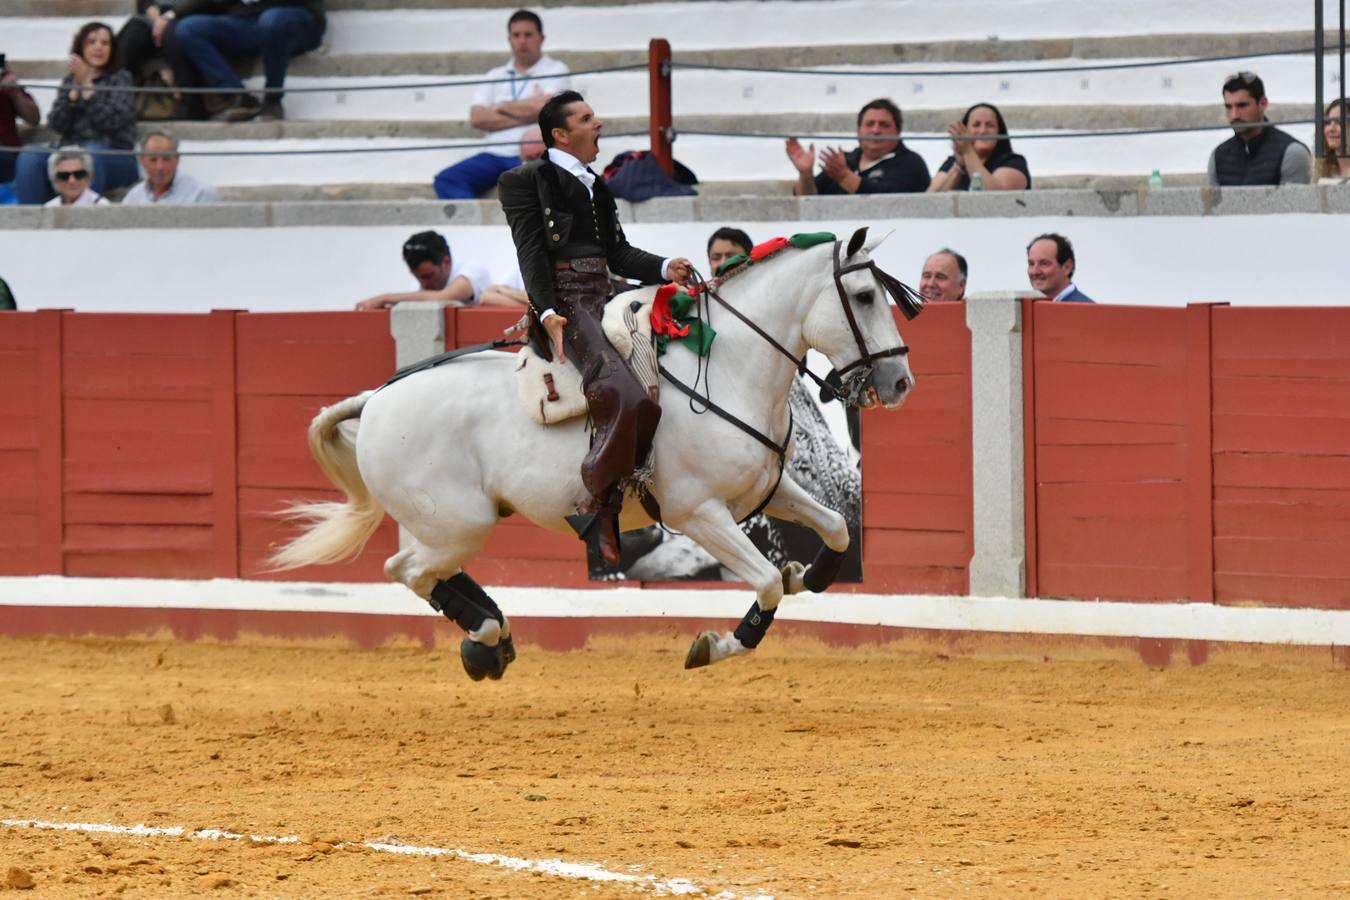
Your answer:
[52,105,1306,142]
[7,31,1327,78]
[13,54,1324,128]
[10,0,672,14]
[212,171,1209,203]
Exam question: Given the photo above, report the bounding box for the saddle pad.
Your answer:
[515,287,660,426]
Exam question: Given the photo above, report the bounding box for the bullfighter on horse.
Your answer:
[497,90,693,567]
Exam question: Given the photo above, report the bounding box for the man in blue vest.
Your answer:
[1206,72,1311,187]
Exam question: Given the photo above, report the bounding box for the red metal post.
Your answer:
[648,38,674,177]
[210,309,241,578]
[36,309,66,575]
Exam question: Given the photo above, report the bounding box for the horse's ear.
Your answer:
[846,226,869,259]
[864,228,894,253]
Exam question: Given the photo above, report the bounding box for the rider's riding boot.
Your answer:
[579,488,624,568]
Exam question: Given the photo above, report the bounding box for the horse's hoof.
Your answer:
[781,561,807,595]
[684,631,717,670]
[460,638,507,682]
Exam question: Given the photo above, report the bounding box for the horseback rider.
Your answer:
[498,90,693,567]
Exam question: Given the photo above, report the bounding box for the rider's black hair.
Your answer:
[539,90,585,149]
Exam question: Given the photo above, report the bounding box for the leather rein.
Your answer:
[657,239,922,523]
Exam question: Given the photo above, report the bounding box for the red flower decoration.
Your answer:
[650,283,690,338]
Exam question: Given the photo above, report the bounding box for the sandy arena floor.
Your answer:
[1,632,1348,898]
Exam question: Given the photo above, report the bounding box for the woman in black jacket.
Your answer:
[14,22,140,204]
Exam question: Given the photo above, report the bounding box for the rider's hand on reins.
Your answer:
[543,312,568,364]
[666,258,694,289]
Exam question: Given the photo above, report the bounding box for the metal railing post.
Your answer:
[648,39,675,177]
[1341,0,1347,155]
[1317,0,1326,159]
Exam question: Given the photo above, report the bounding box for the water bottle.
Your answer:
[969,171,984,192]
[1149,169,1164,189]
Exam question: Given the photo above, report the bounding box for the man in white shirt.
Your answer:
[121,131,221,205]
[433,10,571,200]
[355,231,528,311]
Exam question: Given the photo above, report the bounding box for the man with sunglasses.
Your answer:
[499,90,692,567]
[355,231,527,312]
[1207,71,1311,187]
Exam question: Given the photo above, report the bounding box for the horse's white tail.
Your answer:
[269,390,385,571]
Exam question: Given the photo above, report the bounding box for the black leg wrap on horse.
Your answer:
[445,571,503,624]
[732,602,777,650]
[429,578,492,634]
[803,545,847,593]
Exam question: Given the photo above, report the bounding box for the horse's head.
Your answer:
[802,227,919,410]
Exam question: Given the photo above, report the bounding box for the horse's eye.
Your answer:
[855,289,876,306]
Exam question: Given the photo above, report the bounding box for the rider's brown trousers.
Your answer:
[552,260,661,513]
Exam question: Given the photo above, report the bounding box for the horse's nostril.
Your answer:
[895,378,909,395]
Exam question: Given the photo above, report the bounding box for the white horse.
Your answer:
[272,227,918,678]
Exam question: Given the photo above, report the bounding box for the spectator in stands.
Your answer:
[122,130,220,203]
[1,59,41,185]
[172,0,326,122]
[1027,233,1092,303]
[786,98,929,195]
[433,10,571,200]
[13,22,140,204]
[707,226,752,274]
[43,147,111,206]
[1207,72,1311,187]
[115,3,197,121]
[919,249,967,302]
[518,124,546,163]
[1317,98,1350,183]
[355,230,528,311]
[927,103,1030,192]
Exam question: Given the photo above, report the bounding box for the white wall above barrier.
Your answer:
[2,198,1347,313]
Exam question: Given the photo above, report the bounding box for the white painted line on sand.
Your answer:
[1,818,763,899]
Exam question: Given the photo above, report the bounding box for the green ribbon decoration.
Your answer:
[655,290,716,357]
[788,231,836,249]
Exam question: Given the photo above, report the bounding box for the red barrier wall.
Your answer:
[1210,308,1350,609]
[852,304,973,595]
[0,312,49,575]
[1025,302,1350,610]
[9,304,1346,609]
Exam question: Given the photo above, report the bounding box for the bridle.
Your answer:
[828,238,923,404]
[683,238,922,406]
[655,237,923,523]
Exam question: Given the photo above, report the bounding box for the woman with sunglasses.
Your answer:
[13,22,138,204]
[1318,98,1350,183]
[43,147,111,207]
